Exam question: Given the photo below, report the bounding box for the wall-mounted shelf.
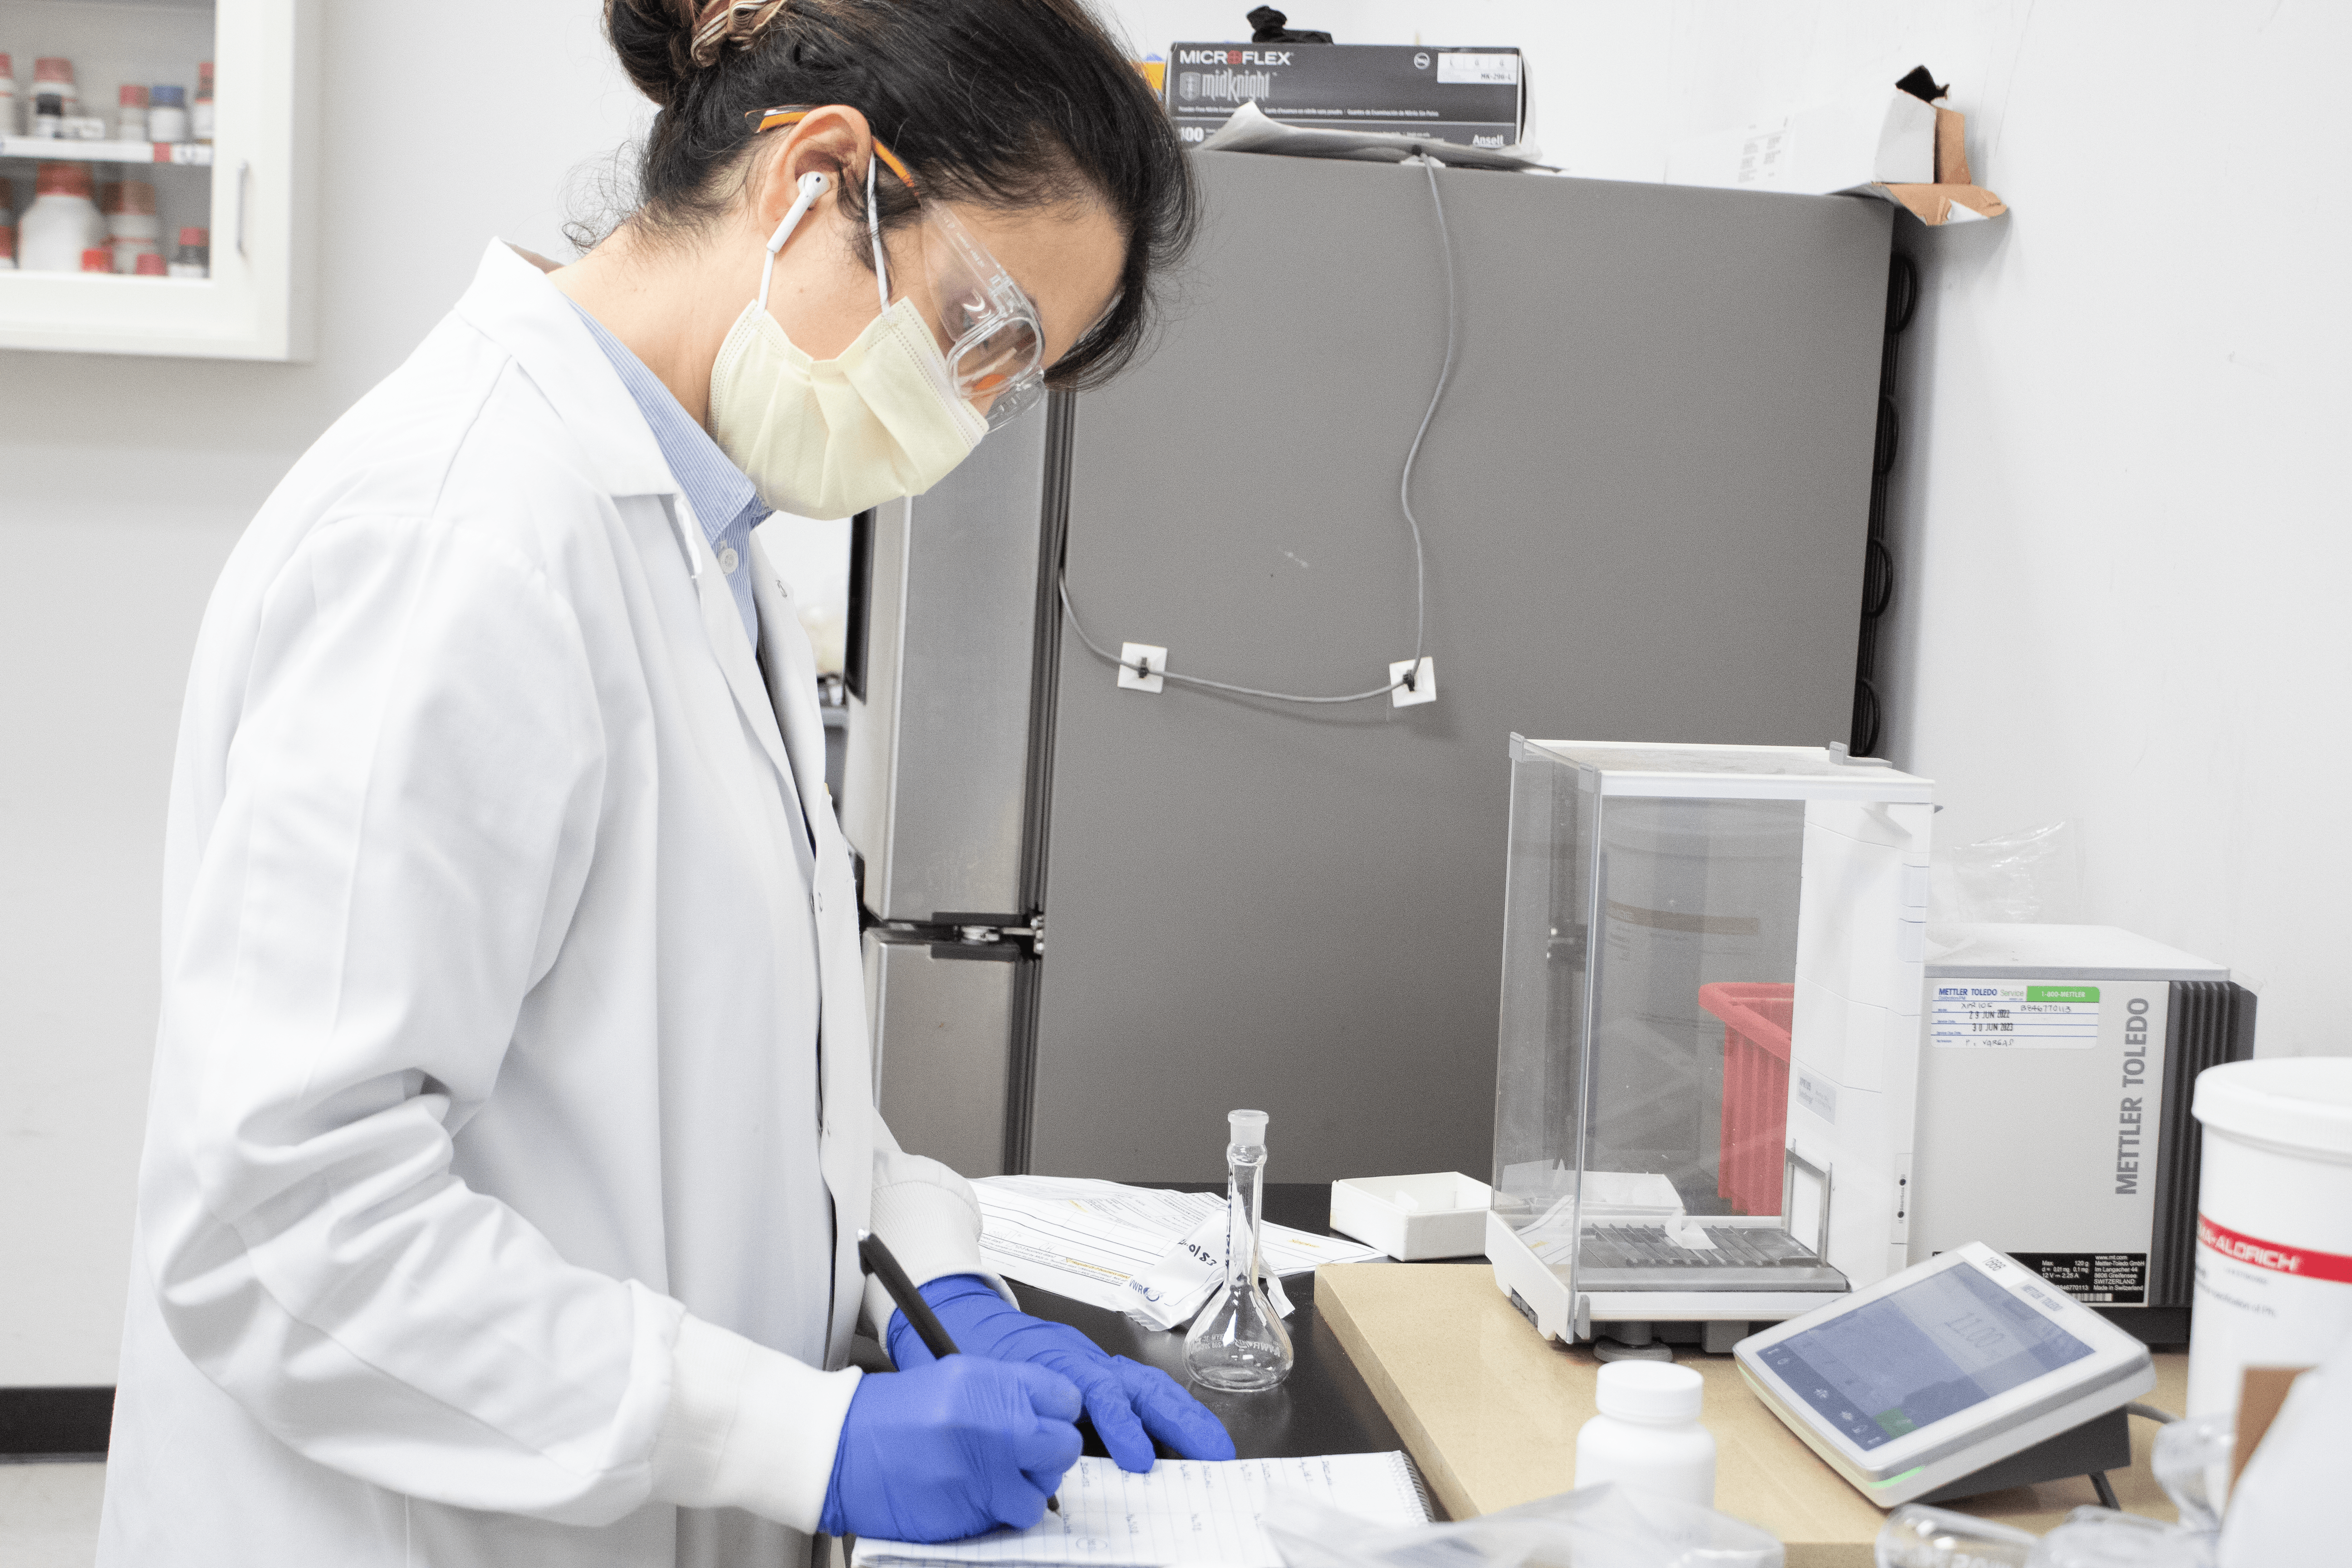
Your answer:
[0,136,214,165]
[0,0,316,359]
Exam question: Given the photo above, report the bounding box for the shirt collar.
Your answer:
[564,296,764,545]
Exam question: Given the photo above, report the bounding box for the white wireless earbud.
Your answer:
[758,172,832,310]
[766,172,830,254]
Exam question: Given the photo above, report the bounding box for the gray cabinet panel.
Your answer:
[1028,153,1891,1182]
[866,931,1019,1178]
[844,412,1052,923]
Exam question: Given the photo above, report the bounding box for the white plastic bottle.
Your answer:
[105,178,160,274]
[30,56,75,137]
[19,160,107,272]
[167,225,208,279]
[117,83,147,142]
[147,83,187,143]
[1574,1360,1717,1507]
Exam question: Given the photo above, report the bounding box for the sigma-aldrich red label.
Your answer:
[1163,42,1523,151]
[2198,1214,2352,1284]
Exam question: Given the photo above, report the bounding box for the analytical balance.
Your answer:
[1486,739,1933,1348]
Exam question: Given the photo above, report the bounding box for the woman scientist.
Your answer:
[96,2,1222,1565]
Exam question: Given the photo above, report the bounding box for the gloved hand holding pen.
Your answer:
[818,1354,1083,1542]
[887,1274,1239,1473]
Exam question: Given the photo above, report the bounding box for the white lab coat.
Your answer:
[96,240,991,1568]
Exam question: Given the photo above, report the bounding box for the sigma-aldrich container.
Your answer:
[1487,739,1934,1345]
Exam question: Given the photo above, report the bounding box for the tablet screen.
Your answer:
[1755,1262,2093,1451]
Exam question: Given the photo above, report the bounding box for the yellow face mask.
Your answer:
[707,160,988,520]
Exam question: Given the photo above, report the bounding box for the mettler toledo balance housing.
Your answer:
[1909,924,2256,1344]
[1487,738,1933,1350]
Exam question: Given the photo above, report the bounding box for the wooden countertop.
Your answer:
[1319,1263,2187,1567]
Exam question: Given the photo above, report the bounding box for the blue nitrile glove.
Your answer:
[890,1274,1237,1472]
[818,1353,1082,1542]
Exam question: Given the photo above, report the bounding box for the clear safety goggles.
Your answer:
[754,108,1047,431]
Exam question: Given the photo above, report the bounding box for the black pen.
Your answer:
[858,1231,1060,1514]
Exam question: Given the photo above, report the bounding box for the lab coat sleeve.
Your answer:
[860,1112,1012,1336]
[147,511,852,1528]
[646,1316,860,1530]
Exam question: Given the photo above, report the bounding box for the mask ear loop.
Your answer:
[867,152,891,312]
[758,170,831,313]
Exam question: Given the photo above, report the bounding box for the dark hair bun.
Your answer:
[605,0,699,108]
[593,0,1198,391]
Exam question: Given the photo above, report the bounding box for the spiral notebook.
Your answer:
[850,1451,1432,1568]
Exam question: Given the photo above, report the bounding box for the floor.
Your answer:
[0,1463,104,1567]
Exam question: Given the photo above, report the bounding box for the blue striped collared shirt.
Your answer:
[568,298,764,645]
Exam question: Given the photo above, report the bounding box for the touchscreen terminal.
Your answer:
[1751,1260,2092,1450]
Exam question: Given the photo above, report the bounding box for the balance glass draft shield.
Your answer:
[1487,739,1935,1342]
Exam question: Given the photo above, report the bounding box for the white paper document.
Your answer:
[973,1176,1381,1323]
[851,1452,1431,1568]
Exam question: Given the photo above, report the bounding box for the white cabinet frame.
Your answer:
[0,0,318,359]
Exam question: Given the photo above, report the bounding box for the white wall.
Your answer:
[0,0,652,1386]
[4,0,2345,1384]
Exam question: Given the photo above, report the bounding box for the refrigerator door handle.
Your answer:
[844,507,876,703]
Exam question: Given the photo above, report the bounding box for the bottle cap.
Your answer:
[0,54,14,78]
[135,251,167,276]
[1227,1109,1269,1147]
[36,161,94,199]
[178,225,208,247]
[98,181,123,214]
[120,180,156,215]
[120,84,149,107]
[198,61,214,89]
[1594,1359,1704,1422]
[151,84,186,107]
[81,246,113,273]
[34,57,75,85]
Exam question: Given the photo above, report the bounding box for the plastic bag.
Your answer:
[1267,1481,1783,1568]
[2150,1412,2234,1535]
[2026,1506,2210,1568]
[1931,820,2081,924]
[1876,1503,2036,1566]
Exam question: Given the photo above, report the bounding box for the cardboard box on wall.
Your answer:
[1164,42,1523,151]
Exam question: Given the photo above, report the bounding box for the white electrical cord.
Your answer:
[1059,152,1459,705]
[867,152,890,310]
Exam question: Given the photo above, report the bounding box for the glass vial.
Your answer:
[1184,1109,1294,1391]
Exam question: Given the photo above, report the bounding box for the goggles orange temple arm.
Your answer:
[751,107,916,189]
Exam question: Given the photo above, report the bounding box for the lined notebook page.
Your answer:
[852,1452,1431,1568]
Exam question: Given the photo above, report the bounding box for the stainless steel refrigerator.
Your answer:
[845,150,1894,1185]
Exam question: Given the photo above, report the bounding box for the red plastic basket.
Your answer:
[1699,981,1795,1217]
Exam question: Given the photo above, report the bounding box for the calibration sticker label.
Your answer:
[1930,980,2101,1048]
[2010,1251,2148,1305]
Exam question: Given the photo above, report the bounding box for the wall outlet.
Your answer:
[1390,657,1436,707]
[1118,642,1167,693]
